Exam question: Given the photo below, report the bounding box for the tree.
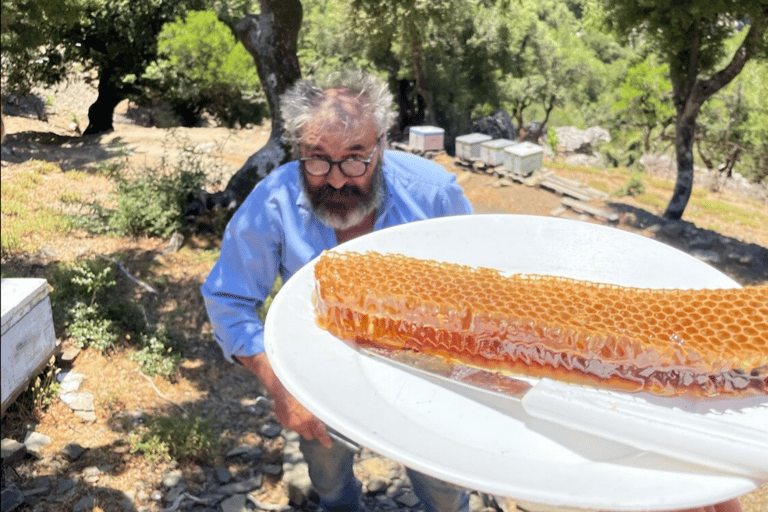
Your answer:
[61,0,206,135]
[143,10,267,128]
[601,0,768,220]
[612,57,675,152]
[1,0,90,95]
[199,0,302,209]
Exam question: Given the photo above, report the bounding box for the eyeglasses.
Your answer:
[300,139,381,178]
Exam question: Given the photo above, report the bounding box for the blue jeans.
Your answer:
[300,437,469,512]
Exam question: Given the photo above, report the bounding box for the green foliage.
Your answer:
[615,172,646,197]
[49,259,182,377]
[129,328,183,378]
[547,127,559,155]
[143,10,267,127]
[0,0,89,92]
[67,302,120,352]
[109,153,207,238]
[612,56,674,151]
[130,414,217,464]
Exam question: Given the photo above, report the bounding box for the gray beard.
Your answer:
[301,158,386,231]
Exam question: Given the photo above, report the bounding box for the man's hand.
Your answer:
[236,353,333,448]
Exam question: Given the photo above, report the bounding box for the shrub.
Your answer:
[130,414,217,464]
[109,154,207,238]
[129,328,183,378]
[143,10,267,127]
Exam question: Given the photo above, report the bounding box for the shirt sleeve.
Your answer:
[201,188,282,362]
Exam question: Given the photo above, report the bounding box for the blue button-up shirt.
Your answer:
[202,150,473,361]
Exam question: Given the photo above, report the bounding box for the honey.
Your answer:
[313,251,768,397]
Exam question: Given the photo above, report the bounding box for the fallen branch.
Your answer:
[100,255,158,294]
[136,370,188,416]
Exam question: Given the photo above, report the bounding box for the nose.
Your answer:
[325,162,349,189]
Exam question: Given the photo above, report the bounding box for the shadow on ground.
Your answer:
[608,202,768,286]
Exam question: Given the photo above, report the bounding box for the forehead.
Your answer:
[301,89,378,150]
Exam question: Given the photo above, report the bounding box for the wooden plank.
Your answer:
[539,177,595,201]
[561,197,619,222]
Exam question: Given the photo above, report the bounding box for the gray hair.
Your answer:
[280,69,396,151]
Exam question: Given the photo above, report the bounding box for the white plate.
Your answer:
[264,214,766,510]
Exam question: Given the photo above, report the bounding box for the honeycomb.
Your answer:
[313,251,768,397]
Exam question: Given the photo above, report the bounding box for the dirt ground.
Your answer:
[1,83,767,512]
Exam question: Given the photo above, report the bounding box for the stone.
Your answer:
[23,431,51,458]
[73,495,95,512]
[162,469,184,488]
[1,438,26,464]
[59,392,95,412]
[214,466,232,484]
[365,478,388,494]
[1,486,25,511]
[260,422,282,438]
[226,444,262,459]
[57,371,85,393]
[263,463,283,476]
[74,410,97,422]
[217,475,263,495]
[283,464,313,506]
[56,478,78,495]
[220,494,247,512]
[61,442,86,461]
[58,346,81,364]
[394,491,421,508]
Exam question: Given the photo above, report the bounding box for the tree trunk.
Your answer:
[411,40,435,125]
[199,0,303,211]
[83,68,125,135]
[663,16,767,220]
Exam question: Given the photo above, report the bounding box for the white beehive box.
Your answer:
[2,278,58,416]
[409,126,445,152]
[503,141,544,176]
[480,139,516,166]
[455,133,492,160]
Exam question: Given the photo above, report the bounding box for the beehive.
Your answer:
[503,142,544,176]
[314,251,768,397]
[480,139,516,166]
[409,126,445,152]
[2,279,58,416]
[455,133,492,161]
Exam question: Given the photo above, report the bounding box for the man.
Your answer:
[202,70,471,512]
[202,69,744,512]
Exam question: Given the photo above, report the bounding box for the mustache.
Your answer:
[311,183,366,203]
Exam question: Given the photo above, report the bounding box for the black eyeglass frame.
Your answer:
[300,137,383,178]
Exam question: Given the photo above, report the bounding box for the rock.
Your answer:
[59,391,95,412]
[555,126,610,154]
[1,486,25,511]
[226,444,263,460]
[283,464,313,506]
[23,431,51,458]
[162,469,184,488]
[1,438,27,464]
[57,371,85,393]
[470,111,518,141]
[365,478,388,494]
[214,466,232,484]
[217,475,263,495]
[55,478,78,495]
[263,463,283,476]
[61,442,86,461]
[73,495,95,512]
[260,422,282,438]
[394,490,421,508]
[58,346,82,365]
[220,494,247,512]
